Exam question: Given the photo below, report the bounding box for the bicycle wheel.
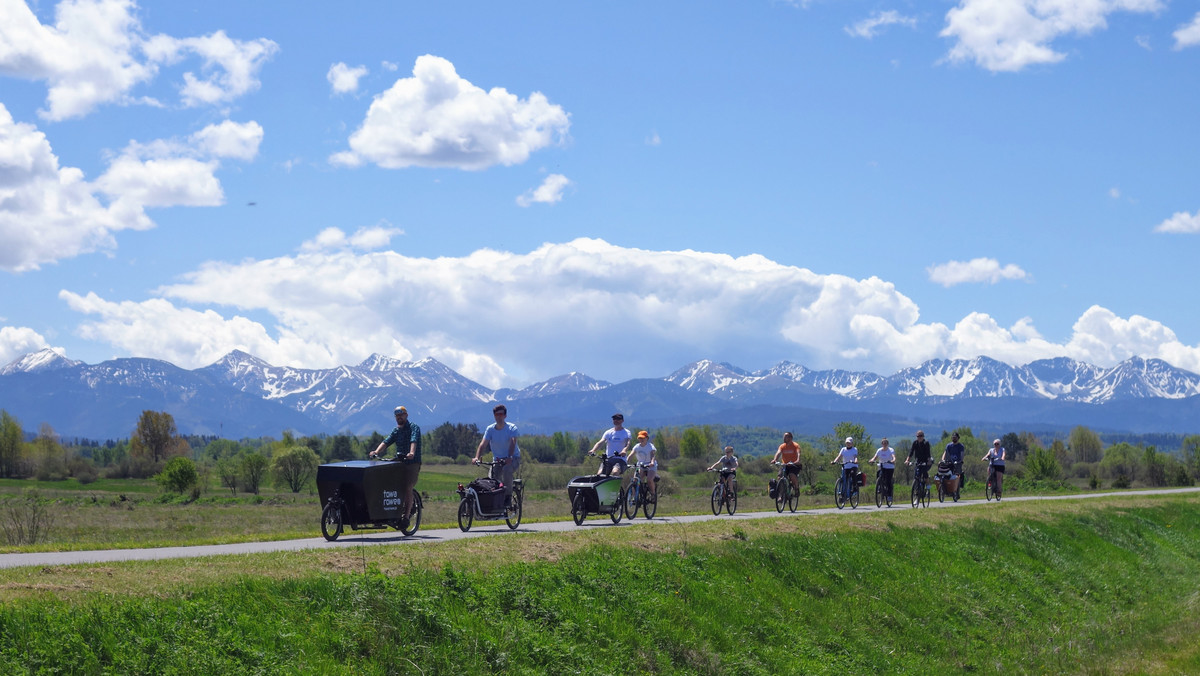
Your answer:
[400,492,422,536]
[727,480,738,515]
[834,478,846,510]
[610,489,624,524]
[921,482,930,508]
[885,478,893,508]
[711,484,723,516]
[937,481,945,503]
[624,483,639,520]
[911,481,920,509]
[457,497,473,532]
[320,501,342,541]
[506,488,522,530]
[572,492,586,526]
[775,479,787,513]
[850,484,860,509]
[874,481,883,508]
[985,476,994,502]
[787,483,798,512]
[643,489,657,519]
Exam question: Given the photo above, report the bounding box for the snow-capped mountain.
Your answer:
[2,348,1199,438]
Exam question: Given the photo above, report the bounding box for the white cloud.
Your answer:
[1108,187,1121,199]
[0,326,52,365]
[646,131,661,146]
[846,10,917,39]
[0,0,276,120]
[927,258,1029,286]
[516,174,571,207]
[299,224,403,252]
[1153,210,1200,233]
[940,0,1164,72]
[1175,12,1200,50]
[330,54,570,170]
[1135,34,1151,50]
[0,105,254,271]
[189,120,263,161]
[327,62,368,94]
[57,238,1200,385]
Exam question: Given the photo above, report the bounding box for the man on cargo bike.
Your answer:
[473,404,521,509]
[588,413,631,476]
[368,405,422,527]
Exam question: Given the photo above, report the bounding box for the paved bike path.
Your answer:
[3,486,1198,570]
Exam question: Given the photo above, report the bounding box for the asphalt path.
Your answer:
[3,486,1199,570]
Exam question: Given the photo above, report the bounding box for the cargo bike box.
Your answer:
[567,474,624,526]
[317,460,422,540]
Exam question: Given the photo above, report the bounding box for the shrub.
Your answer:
[157,457,199,494]
[1,490,53,545]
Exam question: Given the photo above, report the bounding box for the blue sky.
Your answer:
[1,0,1199,388]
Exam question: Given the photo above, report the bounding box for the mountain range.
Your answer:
[2,348,1199,440]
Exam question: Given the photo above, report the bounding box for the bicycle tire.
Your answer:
[400,492,422,536]
[506,488,522,530]
[874,482,883,508]
[911,481,920,509]
[321,501,342,541]
[937,482,945,502]
[985,477,994,502]
[571,492,586,526]
[850,484,860,509]
[787,483,798,512]
[885,481,893,508]
[624,482,640,520]
[727,480,738,515]
[775,479,787,513]
[610,489,624,524]
[711,484,723,516]
[834,478,846,510]
[643,490,657,519]
[457,497,473,532]
[921,482,930,508]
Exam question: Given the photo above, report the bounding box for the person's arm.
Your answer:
[772,447,783,463]
[869,450,881,464]
[473,436,488,464]
[370,441,387,458]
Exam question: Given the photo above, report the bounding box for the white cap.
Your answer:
[845,437,854,444]
[993,439,1001,445]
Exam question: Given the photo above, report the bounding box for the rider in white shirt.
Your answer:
[628,430,658,498]
[868,438,897,501]
[830,437,860,499]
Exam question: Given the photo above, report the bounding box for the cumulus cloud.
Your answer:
[330,54,570,170]
[846,10,917,39]
[0,0,276,120]
[1175,12,1200,49]
[516,174,571,207]
[927,258,1029,287]
[940,0,1163,72]
[0,326,52,365]
[299,224,403,252]
[327,62,368,94]
[56,239,1200,385]
[0,107,256,271]
[1153,210,1200,233]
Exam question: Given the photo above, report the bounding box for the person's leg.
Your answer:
[995,466,1003,495]
[883,467,894,497]
[501,458,519,505]
[646,467,657,496]
[400,463,420,519]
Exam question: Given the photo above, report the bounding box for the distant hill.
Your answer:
[2,348,1199,439]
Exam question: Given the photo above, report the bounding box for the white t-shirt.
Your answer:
[839,446,859,468]
[601,427,632,457]
[629,441,657,467]
[876,447,895,469]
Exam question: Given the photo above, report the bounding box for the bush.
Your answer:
[1111,475,1131,489]
[1,490,53,545]
[157,457,199,494]
[1089,473,1102,490]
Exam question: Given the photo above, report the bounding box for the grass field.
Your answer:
[0,494,1198,674]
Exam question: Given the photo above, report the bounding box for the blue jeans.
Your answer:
[841,467,857,497]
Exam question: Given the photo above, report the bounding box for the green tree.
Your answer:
[1068,426,1103,464]
[823,422,872,457]
[130,411,189,464]
[0,410,24,478]
[202,438,242,461]
[1000,432,1028,461]
[157,457,199,494]
[1026,444,1061,480]
[33,423,67,481]
[240,452,269,495]
[1142,446,1166,487]
[273,447,320,493]
[216,456,240,495]
[1099,442,1140,487]
[680,428,707,459]
[1183,435,1200,480]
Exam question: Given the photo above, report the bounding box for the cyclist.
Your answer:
[771,431,803,498]
[830,437,860,500]
[588,413,631,476]
[941,432,966,495]
[868,437,896,501]
[905,430,932,483]
[628,430,659,500]
[983,439,1006,498]
[472,404,520,509]
[707,446,739,496]
[368,405,422,526]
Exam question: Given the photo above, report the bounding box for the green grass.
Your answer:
[1,495,1199,674]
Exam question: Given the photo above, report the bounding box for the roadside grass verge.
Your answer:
[0,495,1199,673]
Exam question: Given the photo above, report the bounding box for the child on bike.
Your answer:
[629,430,658,500]
[772,432,803,497]
[708,446,739,495]
[868,438,896,500]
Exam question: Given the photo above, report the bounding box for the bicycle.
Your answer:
[623,462,658,519]
[871,461,894,508]
[985,463,1003,502]
[457,460,523,532]
[771,461,799,513]
[708,468,738,515]
[320,487,423,540]
[908,461,930,509]
[833,463,860,510]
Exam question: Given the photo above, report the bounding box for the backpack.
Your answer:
[768,479,778,499]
